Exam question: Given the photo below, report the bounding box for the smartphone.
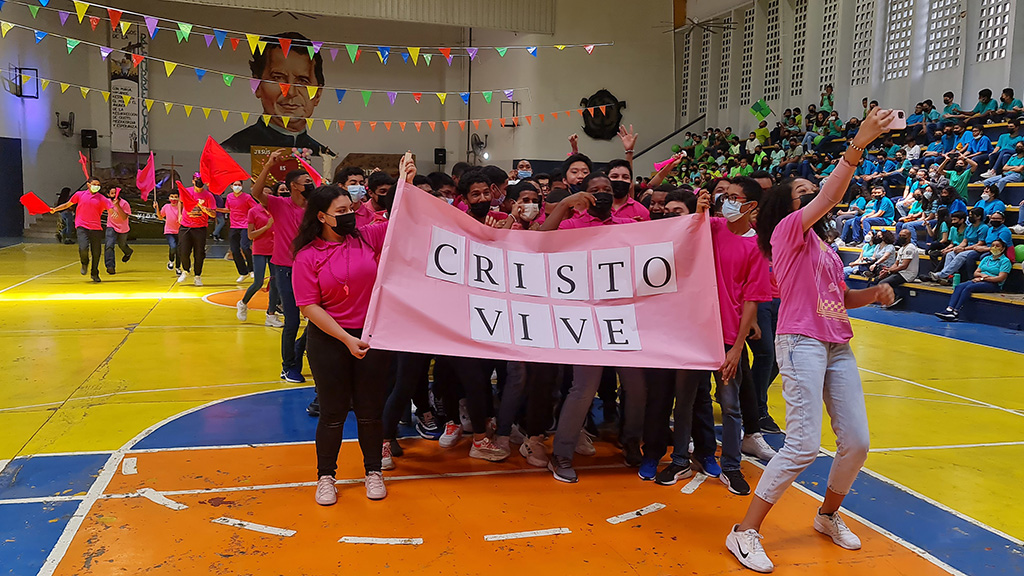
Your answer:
[888,109,907,130]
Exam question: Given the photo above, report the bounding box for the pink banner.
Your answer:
[364,181,725,370]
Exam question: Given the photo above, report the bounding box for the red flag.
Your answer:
[78,152,90,180]
[199,136,250,194]
[137,152,156,201]
[295,155,323,186]
[177,181,198,212]
[20,192,52,215]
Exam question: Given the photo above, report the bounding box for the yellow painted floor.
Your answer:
[1,241,1023,547]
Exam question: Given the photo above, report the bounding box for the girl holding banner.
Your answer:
[726,107,898,573]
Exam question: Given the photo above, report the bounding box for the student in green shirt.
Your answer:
[820,84,835,113]
[937,153,976,199]
[952,88,999,125]
[755,120,771,144]
[994,87,1024,121]
[940,91,962,125]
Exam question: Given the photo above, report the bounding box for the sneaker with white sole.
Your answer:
[438,421,462,448]
[415,412,441,439]
[265,313,284,328]
[721,469,751,495]
[177,270,188,283]
[194,276,203,287]
[548,454,578,483]
[166,261,174,271]
[315,475,337,506]
[236,300,248,322]
[236,275,248,283]
[726,525,774,573]
[493,435,511,455]
[742,433,778,461]
[365,471,387,500]
[519,435,548,467]
[469,436,510,461]
[814,510,861,550]
[1012,224,1024,235]
[381,441,395,471]
[574,432,596,456]
[980,169,996,179]
[508,423,526,445]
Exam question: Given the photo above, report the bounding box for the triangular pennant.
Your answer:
[241,112,250,123]
[249,78,260,93]
[33,30,46,43]
[88,16,98,30]
[346,43,358,62]
[261,114,271,126]
[144,99,154,111]
[429,121,436,132]
[60,82,69,93]
[221,109,230,122]
[408,46,419,65]
[577,108,584,116]
[195,68,207,81]
[183,105,192,117]
[527,46,537,57]
[486,119,493,129]
[423,53,432,66]
[361,90,371,106]
[439,47,451,63]
[442,121,450,131]
[229,37,240,51]
[353,121,361,132]
[222,74,234,86]
[599,105,606,115]
[460,92,470,105]
[144,16,158,37]
[58,11,69,25]
[131,53,144,67]
[504,89,514,100]
[384,121,392,131]
[387,91,397,105]
[73,0,87,22]
[458,120,466,131]
[19,73,29,85]
[500,118,506,127]
[329,47,338,61]
[164,103,173,115]
[81,88,91,100]
[552,111,559,119]
[414,122,422,132]
[335,89,346,103]
[202,107,211,119]
[280,115,289,126]
[584,44,595,55]
[412,92,422,103]
[526,116,532,125]
[338,120,345,132]
[0,22,11,38]
[120,94,130,106]
[256,40,267,54]
[107,9,122,31]
[278,37,291,57]
[213,29,226,48]
[399,121,406,132]
[473,119,480,129]
[40,79,49,91]
[306,85,318,98]
[555,45,566,50]
[322,119,332,131]
[539,113,545,122]
[305,118,313,130]
[204,34,213,47]
[402,53,410,64]
[496,47,508,57]
[164,61,176,76]
[436,92,447,105]
[513,117,520,126]
[66,39,80,53]
[119,20,130,35]
[369,121,377,132]
[378,46,390,64]
[246,33,259,54]
[482,91,492,103]
[99,46,112,60]
[306,45,314,59]
[28,5,38,18]
[279,83,290,97]
[467,47,478,61]
[312,41,323,54]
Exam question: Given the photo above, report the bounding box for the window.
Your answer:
[851,0,876,86]
[790,0,808,97]
[740,7,755,106]
[926,0,961,71]
[883,0,914,80]
[819,0,839,90]
[763,0,781,102]
[719,17,733,110]
[680,33,691,118]
[976,0,1010,62]
[699,30,711,114]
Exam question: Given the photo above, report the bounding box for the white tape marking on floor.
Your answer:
[869,440,1024,453]
[680,473,708,495]
[121,458,137,475]
[338,536,423,546]
[483,528,571,542]
[137,488,187,511]
[606,503,665,525]
[0,262,77,295]
[859,367,1023,419]
[210,516,296,537]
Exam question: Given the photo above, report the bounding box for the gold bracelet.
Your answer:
[848,142,866,154]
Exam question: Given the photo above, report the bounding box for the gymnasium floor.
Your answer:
[0,243,1022,575]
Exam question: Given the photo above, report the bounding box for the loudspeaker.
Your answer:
[81,129,98,149]
[434,147,447,165]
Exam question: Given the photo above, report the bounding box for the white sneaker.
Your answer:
[381,440,395,471]
[1011,224,1024,235]
[493,435,511,454]
[265,313,284,328]
[438,421,462,448]
[248,271,255,279]
[469,436,510,462]
[519,435,548,467]
[459,398,472,433]
[980,170,996,179]
[166,261,174,270]
[726,525,774,573]
[574,431,596,456]
[365,471,387,500]
[177,270,188,283]
[236,275,248,283]
[315,475,337,506]
[194,276,203,287]
[236,300,248,322]
[742,433,778,461]
[814,510,862,550]
[509,423,526,445]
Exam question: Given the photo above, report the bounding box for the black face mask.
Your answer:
[378,192,394,213]
[302,182,316,199]
[568,183,581,194]
[610,180,630,199]
[896,237,910,247]
[329,212,357,236]
[193,178,204,189]
[468,201,491,218]
[798,193,816,208]
[662,212,682,218]
[650,211,668,220]
[592,192,613,213]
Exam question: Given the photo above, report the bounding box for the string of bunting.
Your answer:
[0,20,529,103]
[18,70,621,133]
[0,0,607,59]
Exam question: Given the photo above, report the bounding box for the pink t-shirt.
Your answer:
[160,204,181,234]
[354,202,386,227]
[226,192,258,229]
[771,210,853,344]
[612,197,651,222]
[558,212,632,229]
[71,190,113,231]
[710,217,771,346]
[292,222,388,330]
[106,198,132,234]
[179,189,216,228]
[264,194,305,267]
[248,204,274,256]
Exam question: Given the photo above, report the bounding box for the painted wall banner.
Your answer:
[364,181,726,369]
[109,24,149,153]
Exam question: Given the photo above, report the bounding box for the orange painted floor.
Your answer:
[59,439,947,576]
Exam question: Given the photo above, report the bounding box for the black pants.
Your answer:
[308,324,392,477]
[382,352,434,440]
[76,227,103,277]
[498,362,559,438]
[178,226,208,275]
[431,356,460,422]
[642,369,701,463]
[228,228,253,275]
[878,274,908,288]
[436,356,492,434]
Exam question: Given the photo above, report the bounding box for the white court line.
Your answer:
[0,262,77,295]
[863,393,985,408]
[606,503,665,525]
[121,458,137,475]
[137,488,187,511]
[211,516,295,537]
[680,473,708,495]
[484,528,571,542]
[2,450,113,459]
[338,536,423,546]
[869,440,1024,453]
[859,367,1024,419]
[127,439,315,454]
[0,494,86,505]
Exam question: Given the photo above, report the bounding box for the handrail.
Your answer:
[634,114,707,159]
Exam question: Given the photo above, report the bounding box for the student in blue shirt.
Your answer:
[875,152,904,194]
[937,186,968,216]
[905,103,925,140]
[916,139,947,168]
[935,239,1012,321]
[994,88,1024,122]
[981,118,1024,177]
[930,207,990,282]
[852,156,879,189]
[964,125,993,163]
[860,186,896,240]
[940,91,963,126]
[982,143,1024,193]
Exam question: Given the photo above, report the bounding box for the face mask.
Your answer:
[328,212,357,237]
[721,199,746,222]
[871,235,882,245]
[610,180,630,199]
[924,191,933,200]
[568,183,581,194]
[981,193,992,201]
[347,185,367,202]
[520,203,540,221]
[468,201,491,218]
[650,212,668,220]
[798,193,816,208]
[445,197,454,205]
[592,192,613,213]
[1017,147,1024,155]
[517,170,532,179]
[896,237,910,247]
[991,247,1004,257]
[990,220,1004,229]
[663,212,682,218]
[89,185,101,193]
[299,182,315,199]
[231,185,243,193]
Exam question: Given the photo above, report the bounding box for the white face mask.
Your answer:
[347,185,367,202]
[924,191,933,200]
[89,185,101,193]
[721,199,747,222]
[981,193,993,201]
[520,203,540,221]
[231,185,243,193]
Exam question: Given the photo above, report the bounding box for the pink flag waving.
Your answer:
[199,136,250,194]
[137,152,156,201]
[295,155,323,186]
[78,151,90,180]
[363,180,725,369]
[177,181,198,212]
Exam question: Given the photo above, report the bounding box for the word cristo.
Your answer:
[424,226,679,351]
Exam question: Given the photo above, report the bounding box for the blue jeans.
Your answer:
[165,233,179,267]
[715,344,746,472]
[104,228,132,271]
[229,228,253,275]
[948,280,999,311]
[60,212,75,240]
[987,148,1014,172]
[272,263,307,372]
[753,334,869,504]
[861,216,889,237]
[896,219,935,248]
[982,171,1023,192]
[748,298,780,420]
[244,254,280,312]
[938,249,982,278]
[213,213,227,239]
[841,216,865,243]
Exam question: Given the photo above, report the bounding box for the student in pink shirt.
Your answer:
[726,108,898,574]
[176,175,217,287]
[221,181,258,282]
[606,158,651,222]
[103,187,134,275]
[237,193,282,328]
[251,149,313,387]
[541,172,634,231]
[51,177,124,283]
[505,181,546,230]
[291,183,392,505]
[153,190,181,273]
